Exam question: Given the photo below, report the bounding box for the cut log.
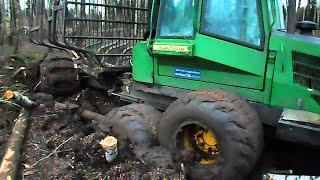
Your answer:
[81,110,106,122]
[80,110,112,131]
[0,110,29,180]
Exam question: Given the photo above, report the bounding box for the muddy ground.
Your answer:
[0,42,184,179]
[0,40,39,163]
[18,90,183,179]
[1,42,320,180]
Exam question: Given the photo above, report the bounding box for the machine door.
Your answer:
[154,0,269,90]
[195,0,268,90]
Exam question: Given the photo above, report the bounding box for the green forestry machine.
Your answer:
[30,0,320,179]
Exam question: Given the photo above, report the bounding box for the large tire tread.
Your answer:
[39,51,79,96]
[103,104,162,148]
[159,90,263,180]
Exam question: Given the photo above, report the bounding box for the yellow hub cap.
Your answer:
[183,125,219,165]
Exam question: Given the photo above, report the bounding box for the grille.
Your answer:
[292,51,320,91]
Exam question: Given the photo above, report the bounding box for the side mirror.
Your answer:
[296,21,319,36]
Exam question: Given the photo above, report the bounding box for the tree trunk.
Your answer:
[75,0,86,47]
[305,0,317,21]
[287,0,297,33]
[0,0,6,45]
[27,0,32,28]
[9,0,16,46]
[15,0,23,53]
[0,1,4,45]
[9,0,21,53]
[296,0,304,22]
[39,0,47,39]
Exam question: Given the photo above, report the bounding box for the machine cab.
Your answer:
[140,0,271,93]
[132,0,320,114]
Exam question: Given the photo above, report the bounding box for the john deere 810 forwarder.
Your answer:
[123,0,320,179]
[30,0,320,179]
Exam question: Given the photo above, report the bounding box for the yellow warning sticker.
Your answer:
[153,45,190,53]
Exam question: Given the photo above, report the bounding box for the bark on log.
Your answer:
[81,110,106,122]
[0,110,29,180]
[80,110,112,131]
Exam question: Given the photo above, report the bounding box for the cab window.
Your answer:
[157,0,197,38]
[201,0,264,47]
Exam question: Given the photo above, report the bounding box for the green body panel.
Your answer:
[157,55,264,90]
[269,32,320,114]
[132,0,320,118]
[194,34,267,77]
[154,63,274,104]
[132,43,154,83]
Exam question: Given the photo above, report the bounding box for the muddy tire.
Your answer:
[39,51,79,96]
[105,104,162,148]
[158,90,263,180]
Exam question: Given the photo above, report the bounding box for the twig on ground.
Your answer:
[31,144,48,153]
[33,81,41,91]
[0,84,21,91]
[0,84,28,92]
[27,136,73,169]
[55,148,73,154]
[12,67,26,78]
[0,99,21,109]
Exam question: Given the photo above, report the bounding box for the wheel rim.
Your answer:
[179,124,219,165]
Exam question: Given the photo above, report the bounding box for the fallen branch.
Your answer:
[4,91,37,109]
[27,136,73,169]
[0,99,21,109]
[12,67,26,78]
[0,110,29,180]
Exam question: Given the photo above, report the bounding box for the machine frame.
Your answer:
[128,0,320,146]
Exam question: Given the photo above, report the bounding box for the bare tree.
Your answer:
[0,0,6,45]
[39,0,47,40]
[9,0,23,52]
[305,0,317,21]
[9,0,17,46]
[75,0,86,46]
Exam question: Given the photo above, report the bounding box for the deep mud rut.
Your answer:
[18,90,184,179]
[0,43,184,180]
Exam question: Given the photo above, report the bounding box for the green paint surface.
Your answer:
[132,0,320,117]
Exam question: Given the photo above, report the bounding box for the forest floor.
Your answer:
[0,41,320,180]
[0,41,184,179]
[0,40,45,166]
